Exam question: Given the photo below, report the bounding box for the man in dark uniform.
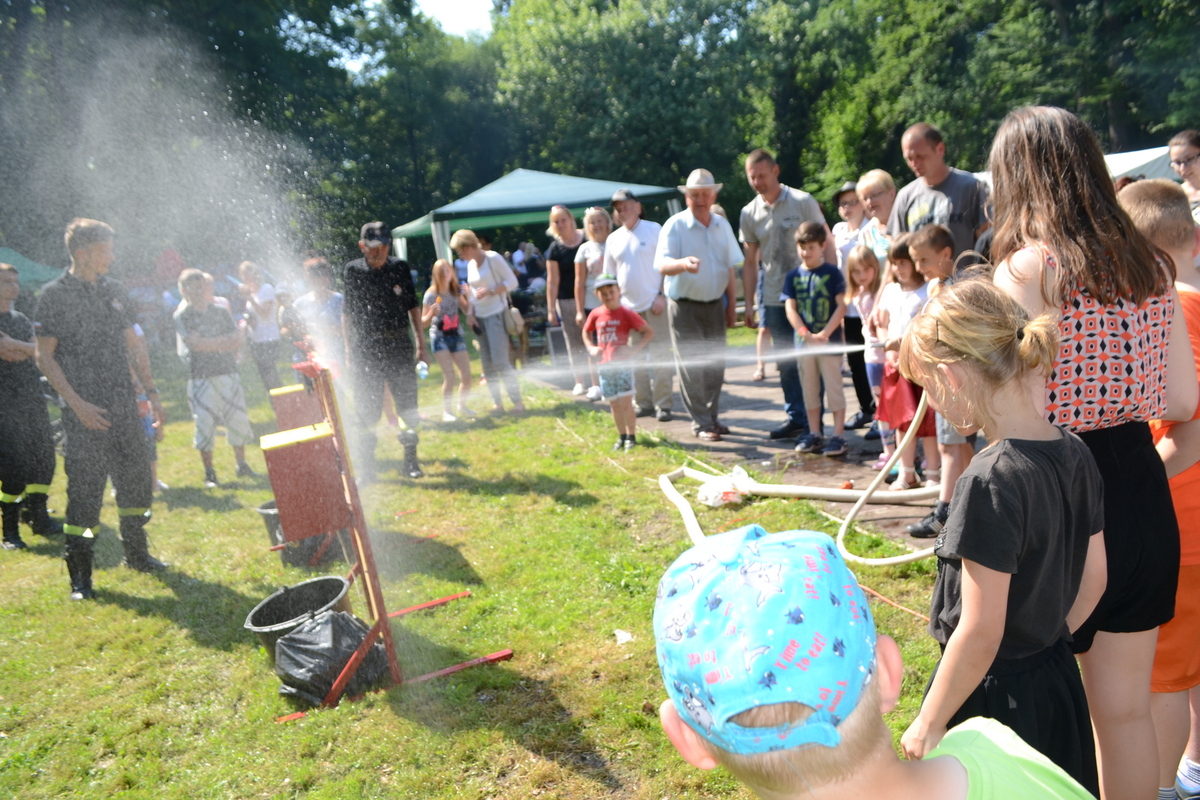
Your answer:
[341,221,429,480]
[35,219,168,600]
[0,263,62,550]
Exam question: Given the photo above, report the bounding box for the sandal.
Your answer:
[890,468,919,491]
[869,454,891,470]
[752,365,765,381]
[923,468,941,487]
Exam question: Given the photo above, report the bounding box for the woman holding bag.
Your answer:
[451,229,524,414]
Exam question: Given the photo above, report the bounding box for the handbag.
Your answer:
[503,294,525,336]
[487,255,524,336]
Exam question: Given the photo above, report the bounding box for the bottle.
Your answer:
[416,360,429,380]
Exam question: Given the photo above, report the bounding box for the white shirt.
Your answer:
[833,221,864,318]
[467,251,518,319]
[247,283,279,343]
[604,219,663,313]
[655,210,743,303]
[878,282,930,341]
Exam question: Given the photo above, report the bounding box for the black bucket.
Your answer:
[244,576,353,661]
[255,500,346,568]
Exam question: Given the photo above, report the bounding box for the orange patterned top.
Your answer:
[1039,249,1173,432]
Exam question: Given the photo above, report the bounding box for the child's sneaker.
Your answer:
[236,462,258,478]
[794,433,823,453]
[624,437,636,451]
[822,436,847,457]
[204,468,219,488]
[612,437,626,452]
[585,385,602,402]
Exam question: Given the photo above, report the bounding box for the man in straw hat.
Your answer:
[654,169,749,442]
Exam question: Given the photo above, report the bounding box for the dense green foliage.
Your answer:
[0,0,1197,270]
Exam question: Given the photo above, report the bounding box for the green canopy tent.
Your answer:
[0,247,61,290]
[391,169,682,262]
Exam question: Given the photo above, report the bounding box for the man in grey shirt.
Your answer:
[739,149,834,440]
[887,123,990,257]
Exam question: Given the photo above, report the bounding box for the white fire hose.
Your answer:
[659,392,937,566]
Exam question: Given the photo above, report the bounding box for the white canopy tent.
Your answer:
[391,169,683,262]
[974,145,1176,189]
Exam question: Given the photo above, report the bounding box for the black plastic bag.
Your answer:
[274,610,390,706]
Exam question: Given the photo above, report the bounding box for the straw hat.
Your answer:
[678,168,723,194]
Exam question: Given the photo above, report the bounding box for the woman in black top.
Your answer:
[545,205,589,395]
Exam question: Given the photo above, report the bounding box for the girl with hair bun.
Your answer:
[898,276,1106,796]
[991,105,1198,800]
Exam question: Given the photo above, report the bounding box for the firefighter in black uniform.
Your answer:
[0,263,62,550]
[35,219,168,600]
[341,222,429,480]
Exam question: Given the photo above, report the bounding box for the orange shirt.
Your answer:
[1150,287,1200,565]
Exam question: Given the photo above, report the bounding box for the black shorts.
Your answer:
[936,639,1098,796]
[1071,421,1179,652]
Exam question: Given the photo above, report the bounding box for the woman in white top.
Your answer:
[450,229,524,413]
[573,206,612,401]
[236,260,281,392]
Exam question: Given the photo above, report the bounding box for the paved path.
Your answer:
[540,343,940,551]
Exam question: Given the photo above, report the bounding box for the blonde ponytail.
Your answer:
[899,275,1059,431]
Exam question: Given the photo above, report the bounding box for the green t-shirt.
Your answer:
[928,718,1093,800]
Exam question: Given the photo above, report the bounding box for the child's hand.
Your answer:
[901,715,947,760]
[586,345,602,358]
[809,331,829,345]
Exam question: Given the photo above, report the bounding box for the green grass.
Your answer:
[0,352,937,799]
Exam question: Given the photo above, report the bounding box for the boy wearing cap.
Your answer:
[654,525,1094,799]
[582,275,654,451]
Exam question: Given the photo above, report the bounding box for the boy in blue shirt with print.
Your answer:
[783,221,848,456]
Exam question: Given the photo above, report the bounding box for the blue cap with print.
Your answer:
[653,525,876,755]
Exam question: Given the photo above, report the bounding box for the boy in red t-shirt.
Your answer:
[1120,178,1200,800]
[582,274,654,451]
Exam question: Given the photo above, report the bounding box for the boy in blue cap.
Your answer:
[653,525,1094,799]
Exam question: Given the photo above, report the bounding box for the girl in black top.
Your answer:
[897,277,1106,795]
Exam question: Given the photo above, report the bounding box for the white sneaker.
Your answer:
[572,383,586,396]
[586,385,602,402]
[441,412,457,422]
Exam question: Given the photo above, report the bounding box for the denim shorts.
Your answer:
[598,363,634,400]
[431,331,466,354]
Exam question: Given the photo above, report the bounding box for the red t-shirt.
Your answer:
[1150,287,1200,565]
[583,305,647,363]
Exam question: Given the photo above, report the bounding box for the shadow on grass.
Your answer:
[385,628,621,792]
[160,486,248,513]
[393,468,598,507]
[368,529,483,585]
[95,568,264,651]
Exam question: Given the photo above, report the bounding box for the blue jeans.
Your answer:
[764,305,806,427]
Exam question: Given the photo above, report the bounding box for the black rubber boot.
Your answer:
[120,516,169,572]
[64,535,95,599]
[22,494,63,537]
[399,430,423,479]
[2,502,27,550]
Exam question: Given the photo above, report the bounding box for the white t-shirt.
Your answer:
[604,219,663,313]
[832,221,863,319]
[511,249,526,274]
[575,240,606,310]
[878,281,929,342]
[852,289,885,364]
[247,283,280,343]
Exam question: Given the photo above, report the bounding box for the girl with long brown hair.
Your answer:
[421,259,474,421]
[991,105,1198,800]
